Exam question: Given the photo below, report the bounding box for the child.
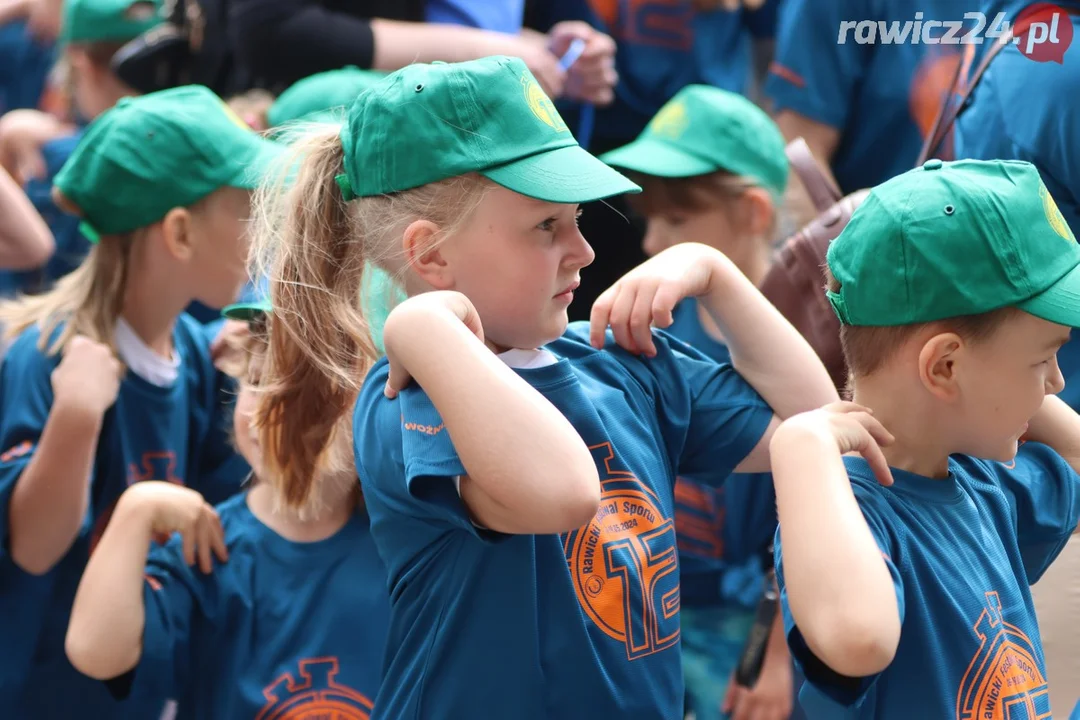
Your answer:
[601,84,794,720]
[65,298,392,719]
[0,0,162,300]
[0,84,279,719]
[771,158,1080,718]
[250,55,837,719]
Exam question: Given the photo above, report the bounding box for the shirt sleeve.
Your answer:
[775,476,906,710]
[0,334,59,562]
[621,329,773,487]
[229,0,376,90]
[353,359,502,542]
[114,538,200,704]
[978,442,1080,585]
[764,0,868,129]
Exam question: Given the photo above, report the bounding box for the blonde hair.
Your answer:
[0,226,138,355]
[0,189,219,355]
[249,123,490,511]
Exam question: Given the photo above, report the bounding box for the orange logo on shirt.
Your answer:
[257,657,374,720]
[564,443,680,660]
[0,440,33,463]
[956,592,1050,720]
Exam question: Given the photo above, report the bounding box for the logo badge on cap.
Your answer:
[522,74,567,133]
[649,101,689,140]
[1040,184,1075,243]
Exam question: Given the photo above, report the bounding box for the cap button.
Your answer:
[923,158,943,171]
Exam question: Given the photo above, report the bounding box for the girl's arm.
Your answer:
[383,293,600,535]
[696,248,838,419]
[9,337,121,575]
[66,482,226,680]
[0,163,54,270]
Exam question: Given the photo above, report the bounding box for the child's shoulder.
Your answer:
[3,322,61,373]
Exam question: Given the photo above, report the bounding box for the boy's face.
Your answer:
[947,312,1070,462]
[433,184,596,350]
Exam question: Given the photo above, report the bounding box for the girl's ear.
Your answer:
[402,219,454,290]
[740,186,776,240]
[160,207,195,261]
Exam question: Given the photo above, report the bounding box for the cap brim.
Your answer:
[222,299,272,321]
[481,144,640,203]
[1017,262,1080,327]
[599,137,716,178]
[231,134,287,191]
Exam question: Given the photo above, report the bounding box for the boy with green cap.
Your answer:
[601,83,796,720]
[771,158,1080,719]
[0,84,279,719]
[246,54,836,719]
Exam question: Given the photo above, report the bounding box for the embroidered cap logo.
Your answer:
[522,74,568,132]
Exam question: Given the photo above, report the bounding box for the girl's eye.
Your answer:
[537,218,557,232]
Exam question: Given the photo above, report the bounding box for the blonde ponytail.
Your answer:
[250,122,493,512]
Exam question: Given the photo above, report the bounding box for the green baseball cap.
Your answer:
[827,159,1080,328]
[61,0,162,43]
[222,299,272,322]
[223,266,404,353]
[55,85,283,238]
[267,67,385,128]
[599,84,789,196]
[339,56,639,203]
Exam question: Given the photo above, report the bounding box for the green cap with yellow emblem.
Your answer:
[599,84,788,197]
[55,85,283,238]
[337,56,639,203]
[826,159,1080,328]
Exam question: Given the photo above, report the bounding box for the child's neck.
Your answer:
[246,477,357,543]
[851,379,952,479]
[121,282,185,358]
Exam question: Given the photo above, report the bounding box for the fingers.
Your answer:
[606,283,641,354]
[650,282,682,330]
[208,507,229,567]
[628,281,660,357]
[860,435,895,488]
[181,525,196,568]
[383,364,412,400]
[589,284,619,348]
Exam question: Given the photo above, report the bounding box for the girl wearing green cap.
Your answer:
[0,85,279,719]
[601,85,797,720]
[67,300,393,719]
[249,56,835,720]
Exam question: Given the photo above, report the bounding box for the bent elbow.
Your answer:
[562,465,602,529]
[807,611,899,677]
[65,629,136,681]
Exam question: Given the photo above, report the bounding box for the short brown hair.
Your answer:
[625,169,757,217]
[827,271,1020,380]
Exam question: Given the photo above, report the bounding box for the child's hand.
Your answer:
[781,402,895,487]
[122,482,228,574]
[383,291,484,399]
[548,21,618,106]
[721,660,794,720]
[51,336,123,418]
[589,242,721,356]
[0,109,73,182]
